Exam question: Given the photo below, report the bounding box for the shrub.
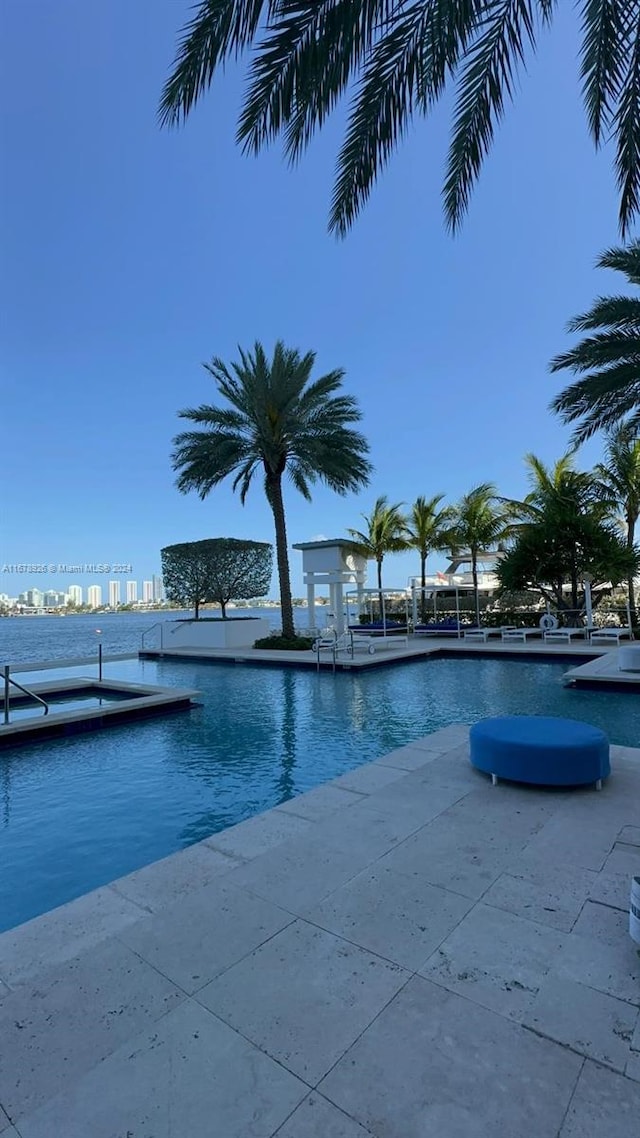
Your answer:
[254,634,315,651]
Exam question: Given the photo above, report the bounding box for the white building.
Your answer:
[126,580,138,604]
[87,585,102,609]
[142,580,153,603]
[108,580,121,608]
[152,574,164,603]
[26,588,44,608]
[68,584,83,606]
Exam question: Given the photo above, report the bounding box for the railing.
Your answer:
[2,665,49,725]
[140,622,164,651]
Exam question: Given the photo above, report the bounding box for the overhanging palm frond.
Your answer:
[580,0,627,147]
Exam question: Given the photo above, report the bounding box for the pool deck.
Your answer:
[1,726,639,1135]
[565,649,640,689]
[140,635,607,671]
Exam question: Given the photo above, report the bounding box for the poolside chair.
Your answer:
[589,627,632,645]
[464,626,516,642]
[543,628,588,643]
[500,628,543,642]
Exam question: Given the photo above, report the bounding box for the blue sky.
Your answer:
[0,1,627,597]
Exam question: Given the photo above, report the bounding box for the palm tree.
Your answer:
[161,3,640,237]
[348,496,408,623]
[450,483,512,626]
[172,340,372,640]
[405,494,455,622]
[594,424,640,624]
[551,243,640,443]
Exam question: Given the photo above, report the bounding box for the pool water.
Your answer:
[0,655,637,933]
[6,690,134,722]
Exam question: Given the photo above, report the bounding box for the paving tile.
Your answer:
[0,884,149,989]
[306,865,472,970]
[420,904,565,1020]
[411,749,487,790]
[278,783,366,822]
[197,919,408,1084]
[320,975,581,1138]
[588,869,631,911]
[619,825,640,847]
[552,928,640,1006]
[362,778,470,828]
[603,841,640,877]
[274,1093,373,1137]
[483,863,597,932]
[559,1059,640,1137]
[109,841,238,912]
[0,1107,13,1135]
[441,784,558,845]
[379,815,511,900]
[372,744,445,771]
[525,973,637,1072]
[119,878,293,993]
[572,900,630,946]
[0,938,183,1121]
[225,831,370,914]
[314,799,427,863]
[330,763,412,795]
[627,1051,640,1081]
[204,808,316,860]
[16,1000,307,1138]
[520,813,617,872]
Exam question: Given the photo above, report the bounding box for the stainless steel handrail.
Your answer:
[140,622,164,650]
[2,666,49,725]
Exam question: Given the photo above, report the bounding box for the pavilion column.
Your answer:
[306,582,316,630]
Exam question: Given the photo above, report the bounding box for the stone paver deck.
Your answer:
[1,725,639,1136]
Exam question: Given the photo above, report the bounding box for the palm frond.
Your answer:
[613,14,640,237]
[580,0,628,147]
[444,0,542,232]
[566,295,640,333]
[598,239,640,282]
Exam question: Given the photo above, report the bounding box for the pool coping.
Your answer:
[0,677,200,746]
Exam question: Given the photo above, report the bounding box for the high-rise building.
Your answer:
[152,574,164,603]
[87,585,102,609]
[142,580,153,603]
[26,588,44,608]
[68,585,83,606]
[44,590,66,608]
[126,580,137,604]
[108,580,121,608]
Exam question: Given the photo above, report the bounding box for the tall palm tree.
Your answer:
[551,243,640,443]
[450,482,512,626]
[172,340,372,640]
[348,496,408,622]
[161,3,640,237]
[594,424,640,624]
[405,494,455,622]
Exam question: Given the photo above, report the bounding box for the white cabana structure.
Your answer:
[410,582,462,635]
[293,539,368,636]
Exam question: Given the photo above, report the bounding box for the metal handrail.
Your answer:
[2,666,49,725]
[140,622,164,650]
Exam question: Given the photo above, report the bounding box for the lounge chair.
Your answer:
[463,626,516,642]
[543,628,588,643]
[414,620,475,637]
[501,628,543,642]
[589,627,632,645]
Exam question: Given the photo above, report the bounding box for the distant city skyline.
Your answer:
[0,576,165,611]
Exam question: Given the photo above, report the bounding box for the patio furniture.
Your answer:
[619,644,640,672]
[414,620,474,637]
[543,628,588,644]
[463,626,516,642]
[590,627,632,646]
[469,715,610,788]
[500,628,542,642]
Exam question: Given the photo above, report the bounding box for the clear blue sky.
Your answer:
[0,1,625,597]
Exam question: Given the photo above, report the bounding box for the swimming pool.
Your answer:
[0,654,638,933]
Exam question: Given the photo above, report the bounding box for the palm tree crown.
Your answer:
[161,2,640,237]
[405,494,455,620]
[551,242,640,443]
[594,423,640,621]
[348,496,408,619]
[450,482,512,625]
[172,340,372,638]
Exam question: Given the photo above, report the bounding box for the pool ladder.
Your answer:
[2,666,49,725]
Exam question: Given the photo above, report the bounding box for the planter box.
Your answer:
[160,618,271,650]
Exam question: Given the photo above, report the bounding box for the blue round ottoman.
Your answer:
[469,716,610,788]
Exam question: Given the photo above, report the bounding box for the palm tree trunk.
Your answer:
[194,597,199,619]
[472,549,480,627]
[420,552,427,624]
[220,600,227,619]
[268,474,295,639]
[377,558,384,625]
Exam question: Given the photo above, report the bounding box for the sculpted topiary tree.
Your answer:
[161,538,273,618]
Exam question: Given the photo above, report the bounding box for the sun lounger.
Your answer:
[500,628,543,642]
[589,627,632,645]
[543,628,588,643]
[463,627,516,642]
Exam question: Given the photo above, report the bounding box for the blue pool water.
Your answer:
[0,655,637,933]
